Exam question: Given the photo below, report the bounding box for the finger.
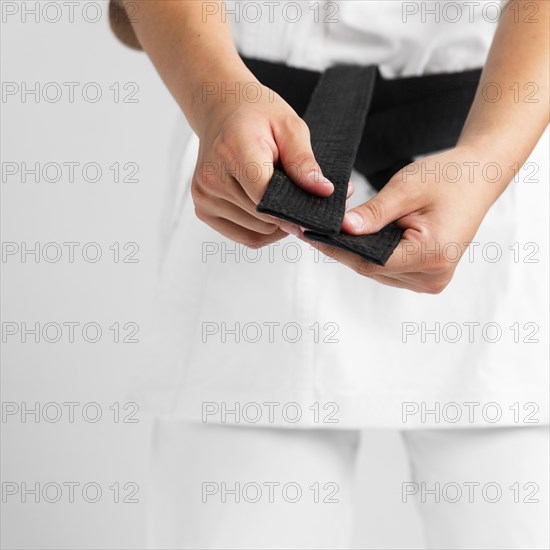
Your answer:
[304,237,432,291]
[302,231,436,276]
[382,231,447,273]
[211,174,305,235]
[341,179,422,235]
[383,234,457,294]
[200,199,281,235]
[199,213,287,247]
[230,138,276,204]
[194,162,283,228]
[347,180,355,199]
[300,238,388,277]
[345,181,354,209]
[279,222,304,238]
[369,274,431,293]
[273,116,334,197]
[219,176,289,225]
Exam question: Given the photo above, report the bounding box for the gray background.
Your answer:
[1,1,425,548]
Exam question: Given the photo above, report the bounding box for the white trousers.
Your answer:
[147,421,549,550]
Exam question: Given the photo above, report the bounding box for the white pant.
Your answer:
[147,422,549,550]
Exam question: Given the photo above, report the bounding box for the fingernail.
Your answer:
[280,222,303,238]
[307,171,334,192]
[345,211,364,231]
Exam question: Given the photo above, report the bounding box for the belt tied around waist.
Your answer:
[242,57,481,266]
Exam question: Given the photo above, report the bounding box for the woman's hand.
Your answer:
[124,0,547,260]
[305,146,505,293]
[306,0,549,293]
[191,82,335,247]
[122,1,336,247]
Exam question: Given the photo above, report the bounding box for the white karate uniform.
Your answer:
[135,0,549,429]
[147,421,549,549]
[139,1,549,548]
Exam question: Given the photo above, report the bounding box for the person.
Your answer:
[109,1,549,548]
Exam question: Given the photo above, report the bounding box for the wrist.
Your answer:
[452,143,516,206]
[185,60,259,137]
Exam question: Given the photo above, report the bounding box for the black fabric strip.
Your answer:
[305,223,403,267]
[355,70,480,188]
[304,157,409,266]
[245,56,481,266]
[257,65,377,235]
[241,57,320,118]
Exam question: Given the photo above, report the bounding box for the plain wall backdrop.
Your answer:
[1,2,426,548]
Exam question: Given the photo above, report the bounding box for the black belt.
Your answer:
[243,56,481,266]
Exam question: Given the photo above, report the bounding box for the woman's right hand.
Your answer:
[122,1,342,248]
[191,81,335,248]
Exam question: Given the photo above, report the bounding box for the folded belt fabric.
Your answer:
[246,57,481,266]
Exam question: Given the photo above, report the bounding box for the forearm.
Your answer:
[457,0,549,202]
[122,0,256,135]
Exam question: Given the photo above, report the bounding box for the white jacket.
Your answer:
[133,1,549,429]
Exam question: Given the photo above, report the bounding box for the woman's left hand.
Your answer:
[303,146,508,293]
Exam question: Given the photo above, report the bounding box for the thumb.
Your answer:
[342,181,417,235]
[275,117,334,197]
